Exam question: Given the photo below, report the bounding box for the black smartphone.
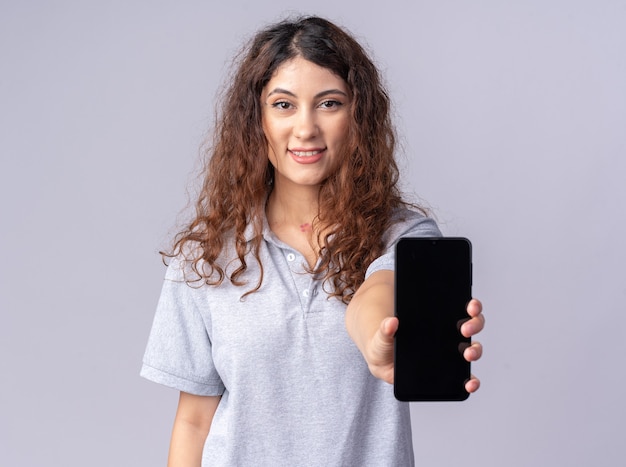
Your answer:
[394,237,472,401]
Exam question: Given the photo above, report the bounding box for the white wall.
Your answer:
[1,1,624,465]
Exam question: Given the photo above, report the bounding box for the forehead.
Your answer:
[264,56,349,94]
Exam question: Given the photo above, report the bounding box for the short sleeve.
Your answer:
[140,259,225,396]
[365,209,441,278]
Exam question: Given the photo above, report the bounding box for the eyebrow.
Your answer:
[266,88,349,99]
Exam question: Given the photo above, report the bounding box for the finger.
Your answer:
[463,341,483,362]
[466,298,483,318]
[461,313,485,337]
[369,317,397,358]
[380,316,399,339]
[465,374,481,393]
[460,299,484,336]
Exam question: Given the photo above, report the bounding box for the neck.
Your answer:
[266,183,320,227]
[265,181,326,267]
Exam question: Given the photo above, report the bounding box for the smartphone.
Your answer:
[394,237,472,401]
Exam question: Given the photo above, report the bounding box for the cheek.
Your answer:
[333,116,351,145]
[263,124,278,165]
[262,118,285,147]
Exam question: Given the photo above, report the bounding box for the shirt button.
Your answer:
[302,289,310,298]
[286,253,296,262]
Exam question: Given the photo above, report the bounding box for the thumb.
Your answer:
[379,316,399,342]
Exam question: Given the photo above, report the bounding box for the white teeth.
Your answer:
[291,150,321,157]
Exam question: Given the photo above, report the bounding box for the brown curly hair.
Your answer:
[166,15,416,303]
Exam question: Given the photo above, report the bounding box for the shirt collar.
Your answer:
[242,212,274,243]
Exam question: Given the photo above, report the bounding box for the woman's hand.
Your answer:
[346,270,485,392]
[363,298,485,392]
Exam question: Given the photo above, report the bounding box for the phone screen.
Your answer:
[394,237,472,401]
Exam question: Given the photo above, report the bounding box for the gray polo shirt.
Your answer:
[141,208,440,466]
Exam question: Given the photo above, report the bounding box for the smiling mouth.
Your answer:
[290,149,324,157]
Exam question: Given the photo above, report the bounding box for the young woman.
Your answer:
[141,16,484,466]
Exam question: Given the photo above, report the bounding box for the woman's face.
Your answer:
[261,56,351,191]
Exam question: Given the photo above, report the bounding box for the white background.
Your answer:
[1,1,624,465]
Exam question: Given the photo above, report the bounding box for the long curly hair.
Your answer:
[166,15,415,303]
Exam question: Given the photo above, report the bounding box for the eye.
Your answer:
[319,100,342,109]
[271,101,293,110]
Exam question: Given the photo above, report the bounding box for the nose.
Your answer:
[293,109,319,139]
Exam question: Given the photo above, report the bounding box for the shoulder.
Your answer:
[163,254,201,283]
[363,208,440,279]
[163,241,214,283]
[164,225,258,284]
[382,207,441,247]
